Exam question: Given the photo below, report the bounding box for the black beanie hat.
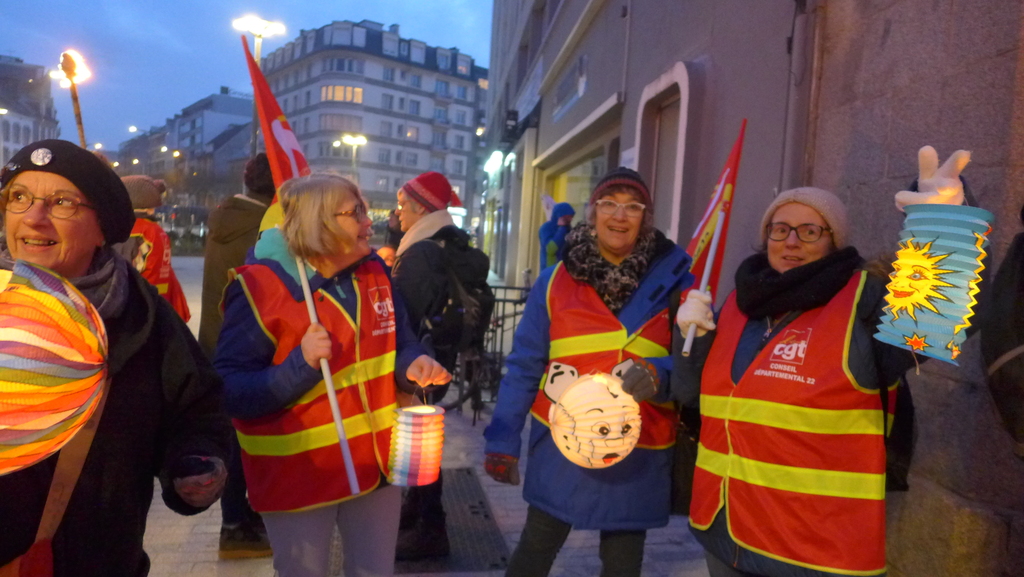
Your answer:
[0,140,135,244]
[589,166,652,206]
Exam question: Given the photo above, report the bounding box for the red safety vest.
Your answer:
[229,261,398,512]
[690,272,889,575]
[129,218,190,321]
[529,263,677,448]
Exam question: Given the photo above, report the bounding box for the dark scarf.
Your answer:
[734,246,863,319]
[562,223,659,314]
[0,239,131,320]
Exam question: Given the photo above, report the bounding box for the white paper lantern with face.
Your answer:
[548,373,642,469]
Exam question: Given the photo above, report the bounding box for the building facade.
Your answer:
[260,19,488,216]
[486,1,1024,575]
[0,55,60,166]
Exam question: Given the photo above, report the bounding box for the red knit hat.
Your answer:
[401,171,462,213]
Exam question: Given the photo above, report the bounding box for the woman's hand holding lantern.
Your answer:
[406,355,451,387]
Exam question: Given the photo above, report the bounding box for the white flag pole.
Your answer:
[294,255,361,495]
[682,209,726,356]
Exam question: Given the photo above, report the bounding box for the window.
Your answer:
[305,91,311,107]
[325,58,363,73]
[435,80,449,96]
[353,26,367,47]
[321,85,363,103]
[303,117,310,134]
[411,42,426,64]
[410,74,421,89]
[383,67,395,82]
[404,126,419,141]
[320,114,363,132]
[457,55,471,75]
[452,159,465,175]
[329,23,352,45]
[432,131,446,147]
[434,107,448,122]
[378,149,391,164]
[394,178,402,187]
[380,121,392,137]
[395,151,403,164]
[437,50,450,70]
[383,35,399,57]
[398,97,405,111]
[430,157,444,172]
[478,78,489,90]
[400,42,409,57]
[457,85,468,100]
[455,110,467,125]
[409,100,421,115]
[406,152,418,167]
[376,175,389,189]
[454,134,465,149]
[381,94,394,110]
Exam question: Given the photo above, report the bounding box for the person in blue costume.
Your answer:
[484,167,694,577]
[538,202,575,269]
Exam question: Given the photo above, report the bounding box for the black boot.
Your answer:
[395,517,450,561]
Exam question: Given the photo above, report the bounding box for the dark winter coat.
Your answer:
[391,224,471,371]
[198,194,269,358]
[0,267,232,577]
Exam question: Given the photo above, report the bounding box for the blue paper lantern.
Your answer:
[874,204,993,364]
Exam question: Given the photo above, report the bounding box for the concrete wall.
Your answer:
[809,1,1024,575]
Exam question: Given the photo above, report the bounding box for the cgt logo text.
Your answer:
[769,328,812,365]
[368,286,395,319]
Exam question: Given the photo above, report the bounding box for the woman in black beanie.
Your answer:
[0,140,231,576]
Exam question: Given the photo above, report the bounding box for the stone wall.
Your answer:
[809,1,1024,575]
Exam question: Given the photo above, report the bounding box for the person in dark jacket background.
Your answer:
[538,201,575,269]
[198,152,275,559]
[390,171,467,560]
[0,140,231,576]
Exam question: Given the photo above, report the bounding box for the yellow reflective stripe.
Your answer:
[624,335,668,358]
[550,330,626,358]
[696,445,884,500]
[236,275,278,347]
[294,351,396,406]
[238,402,398,456]
[701,394,884,436]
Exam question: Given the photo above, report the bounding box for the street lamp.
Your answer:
[128,125,138,133]
[233,14,286,158]
[49,50,91,148]
[333,133,367,182]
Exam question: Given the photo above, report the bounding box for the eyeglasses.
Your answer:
[766,222,832,243]
[335,203,368,220]
[594,199,645,218]
[4,189,95,219]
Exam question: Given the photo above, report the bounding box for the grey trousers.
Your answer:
[705,552,762,577]
[262,485,402,577]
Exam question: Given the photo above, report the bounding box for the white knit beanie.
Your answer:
[759,187,849,248]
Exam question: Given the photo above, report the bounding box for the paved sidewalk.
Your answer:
[149,257,710,576]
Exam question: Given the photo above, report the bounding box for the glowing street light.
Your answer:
[112,161,119,168]
[160,145,168,152]
[93,143,102,150]
[172,150,181,158]
[333,133,367,181]
[132,158,139,165]
[128,125,138,133]
[233,14,285,158]
[49,50,91,147]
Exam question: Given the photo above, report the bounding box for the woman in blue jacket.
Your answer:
[484,167,693,577]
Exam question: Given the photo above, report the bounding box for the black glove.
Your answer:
[620,362,657,403]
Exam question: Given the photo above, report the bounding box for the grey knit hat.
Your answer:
[759,187,849,248]
[122,175,165,210]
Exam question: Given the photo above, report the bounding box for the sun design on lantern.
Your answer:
[885,239,955,321]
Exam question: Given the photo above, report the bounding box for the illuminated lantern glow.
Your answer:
[875,203,993,364]
[0,261,107,476]
[387,405,445,486]
[548,373,641,469]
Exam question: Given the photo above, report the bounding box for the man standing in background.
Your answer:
[198,153,275,560]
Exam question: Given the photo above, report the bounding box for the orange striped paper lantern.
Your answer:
[0,261,107,476]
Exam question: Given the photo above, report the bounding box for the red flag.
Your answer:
[241,36,311,230]
[685,119,746,297]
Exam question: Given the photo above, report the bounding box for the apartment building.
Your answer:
[0,55,60,166]
[260,19,488,214]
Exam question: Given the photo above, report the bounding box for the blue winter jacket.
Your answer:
[484,237,693,530]
[214,228,426,420]
[538,202,576,269]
